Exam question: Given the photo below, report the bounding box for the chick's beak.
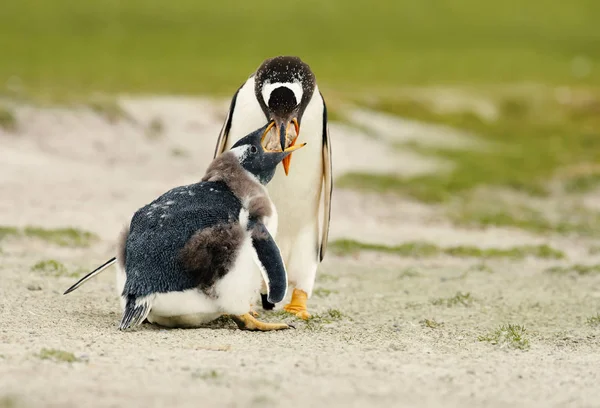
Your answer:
[283,140,305,153]
[263,138,307,167]
[260,120,276,147]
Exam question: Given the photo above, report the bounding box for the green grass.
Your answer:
[545,264,600,276]
[0,227,19,240]
[432,292,474,307]
[192,370,221,380]
[337,89,600,238]
[31,260,68,276]
[146,117,164,139]
[478,324,530,350]
[331,240,439,257]
[0,106,17,131]
[326,309,343,320]
[330,239,565,260]
[0,397,18,408]
[469,263,494,273]
[24,227,98,247]
[399,268,421,278]
[86,96,130,123]
[313,288,338,298]
[421,319,443,329]
[338,173,451,204]
[263,310,291,320]
[1,0,599,98]
[564,173,600,194]
[37,348,79,363]
[587,314,600,326]
[449,201,600,237]
[305,309,346,330]
[339,91,600,203]
[170,147,190,158]
[251,396,273,405]
[0,226,98,247]
[317,273,339,282]
[31,260,81,278]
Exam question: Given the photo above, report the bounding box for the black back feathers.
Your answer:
[123,181,243,298]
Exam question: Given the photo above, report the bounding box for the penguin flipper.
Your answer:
[250,220,288,305]
[213,85,242,159]
[319,95,333,262]
[63,257,117,295]
[260,293,275,310]
[119,294,153,331]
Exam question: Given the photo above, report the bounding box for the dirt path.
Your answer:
[1,97,599,408]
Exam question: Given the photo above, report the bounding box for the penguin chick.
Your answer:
[66,123,306,332]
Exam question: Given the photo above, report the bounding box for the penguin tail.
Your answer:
[63,257,117,295]
[119,294,152,331]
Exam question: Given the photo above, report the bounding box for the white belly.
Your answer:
[148,289,220,328]
[267,140,322,243]
[116,234,262,328]
[224,83,325,255]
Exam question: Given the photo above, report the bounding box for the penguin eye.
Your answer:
[250,145,258,154]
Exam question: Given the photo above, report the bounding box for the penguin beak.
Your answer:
[261,127,307,166]
[276,141,307,166]
[260,121,276,146]
[262,116,300,176]
[260,121,305,156]
[276,117,299,151]
[283,141,305,154]
[279,117,300,176]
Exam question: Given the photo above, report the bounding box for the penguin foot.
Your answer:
[249,310,260,318]
[283,289,311,320]
[230,313,291,331]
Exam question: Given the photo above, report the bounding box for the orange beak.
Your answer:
[260,121,276,147]
[282,118,300,176]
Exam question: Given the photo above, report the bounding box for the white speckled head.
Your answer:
[229,144,251,161]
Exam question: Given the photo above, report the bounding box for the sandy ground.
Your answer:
[1,97,599,408]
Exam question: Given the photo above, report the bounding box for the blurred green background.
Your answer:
[1,0,599,96]
[1,0,599,236]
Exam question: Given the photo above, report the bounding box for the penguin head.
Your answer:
[231,122,307,185]
[254,56,316,175]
